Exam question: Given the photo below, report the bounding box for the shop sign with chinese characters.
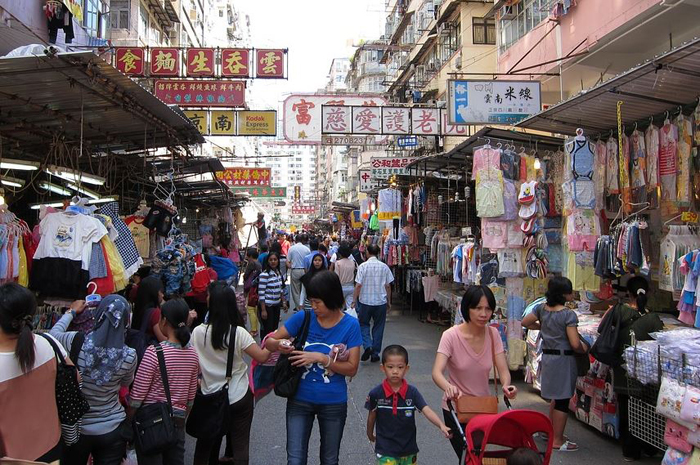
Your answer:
[237,111,276,136]
[112,47,285,78]
[181,110,276,136]
[359,169,381,192]
[282,94,388,144]
[215,167,271,187]
[228,187,287,198]
[447,80,541,125]
[292,204,316,214]
[155,80,245,107]
[321,105,441,136]
[370,157,420,179]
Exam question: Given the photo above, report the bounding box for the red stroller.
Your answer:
[448,398,554,465]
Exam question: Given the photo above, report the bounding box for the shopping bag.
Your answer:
[248,334,279,403]
[122,449,138,465]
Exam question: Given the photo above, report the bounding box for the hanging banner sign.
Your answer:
[186,48,215,77]
[352,106,382,134]
[359,169,381,192]
[236,110,277,136]
[411,108,440,135]
[321,105,441,136]
[321,105,352,134]
[221,48,250,77]
[150,48,180,76]
[283,94,388,144]
[294,185,301,202]
[381,107,411,135]
[447,80,541,125]
[292,204,316,214]
[370,156,420,179]
[115,47,145,75]
[182,110,209,134]
[210,110,236,135]
[256,49,285,78]
[228,186,287,198]
[154,80,245,107]
[215,167,271,187]
[397,136,418,147]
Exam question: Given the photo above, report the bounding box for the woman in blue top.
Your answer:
[266,270,362,465]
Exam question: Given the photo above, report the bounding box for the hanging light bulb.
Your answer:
[534,158,541,170]
[182,217,187,224]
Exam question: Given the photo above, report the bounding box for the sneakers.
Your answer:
[361,348,373,361]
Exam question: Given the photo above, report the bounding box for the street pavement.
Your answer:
[185,306,661,465]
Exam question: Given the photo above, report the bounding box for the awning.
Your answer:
[405,126,564,175]
[0,51,204,157]
[331,201,359,213]
[516,37,700,136]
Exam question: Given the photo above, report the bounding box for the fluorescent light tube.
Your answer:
[30,201,65,210]
[39,181,72,196]
[66,182,100,199]
[1,176,25,188]
[45,165,106,186]
[87,196,119,205]
[0,159,40,171]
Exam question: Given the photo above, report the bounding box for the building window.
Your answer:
[473,17,495,45]
[139,5,148,40]
[83,0,101,35]
[110,0,129,29]
[499,0,549,52]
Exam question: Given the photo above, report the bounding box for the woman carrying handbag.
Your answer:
[128,299,199,465]
[432,285,518,462]
[190,281,271,465]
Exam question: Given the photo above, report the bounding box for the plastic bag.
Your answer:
[123,449,138,465]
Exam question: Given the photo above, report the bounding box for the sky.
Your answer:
[239,0,387,111]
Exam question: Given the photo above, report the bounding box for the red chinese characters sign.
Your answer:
[292,204,316,214]
[154,80,245,107]
[221,48,250,77]
[150,48,179,76]
[256,49,285,78]
[115,47,144,75]
[186,48,215,77]
[370,156,420,179]
[215,167,271,187]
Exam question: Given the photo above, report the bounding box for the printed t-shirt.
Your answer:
[192,325,256,404]
[284,311,362,404]
[482,220,508,250]
[476,168,505,218]
[645,125,660,189]
[471,147,500,180]
[437,325,504,409]
[125,216,150,258]
[659,123,678,202]
[605,137,620,194]
[365,380,428,457]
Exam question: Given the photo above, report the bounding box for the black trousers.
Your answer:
[63,426,126,465]
[259,303,281,340]
[617,393,657,459]
[193,389,255,465]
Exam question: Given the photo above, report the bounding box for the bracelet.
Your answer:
[323,354,332,368]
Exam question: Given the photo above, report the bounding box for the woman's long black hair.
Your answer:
[132,276,163,329]
[301,253,327,288]
[160,298,191,346]
[207,281,245,350]
[627,276,650,314]
[0,283,38,374]
[263,251,281,274]
[545,276,573,307]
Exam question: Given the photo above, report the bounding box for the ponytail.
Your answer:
[0,283,38,374]
[160,299,191,346]
[627,276,649,314]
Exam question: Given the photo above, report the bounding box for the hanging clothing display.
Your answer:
[472,146,500,180]
[645,124,660,191]
[475,167,505,218]
[659,121,679,202]
[605,137,620,196]
[629,130,647,202]
[566,136,596,209]
[377,188,402,221]
[151,230,197,297]
[124,215,151,259]
[675,114,693,204]
[99,202,143,278]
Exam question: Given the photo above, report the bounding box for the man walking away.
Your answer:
[287,234,310,312]
[353,244,394,362]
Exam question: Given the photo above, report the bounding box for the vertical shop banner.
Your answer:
[411,108,440,135]
[294,185,301,202]
[321,105,352,134]
[256,49,285,78]
[283,94,388,144]
[370,156,420,179]
[447,80,541,125]
[440,109,470,136]
[381,107,411,135]
[154,80,245,107]
[150,48,180,76]
[215,167,271,187]
[236,111,277,136]
[359,169,381,192]
[115,47,145,75]
[183,110,209,134]
[351,106,381,134]
[186,48,215,77]
[210,110,236,135]
[221,48,250,77]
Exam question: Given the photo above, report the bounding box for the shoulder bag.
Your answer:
[186,326,236,439]
[132,344,178,455]
[39,333,91,445]
[456,328,499,423]
[273,310,312,398]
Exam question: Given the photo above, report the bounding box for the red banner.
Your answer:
[256,49,285,78]
[115,47,144,75]
[292,204,315,214]
[154,80,245,107]
[150,48,179,76]
[221,48,250,77]
[186,48,215,77]
[215,167,271,186]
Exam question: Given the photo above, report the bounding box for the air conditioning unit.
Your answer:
[453,50,462,69]
[500,5,516,20]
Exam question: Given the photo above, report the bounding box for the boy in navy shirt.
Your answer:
[366,345,451,464]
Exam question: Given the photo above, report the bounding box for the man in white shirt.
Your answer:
[287,234,310,312]
[352,244,394,362]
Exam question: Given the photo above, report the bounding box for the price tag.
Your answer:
[681,212,699,223]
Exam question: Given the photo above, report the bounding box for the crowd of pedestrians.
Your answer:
[0,228,547,465]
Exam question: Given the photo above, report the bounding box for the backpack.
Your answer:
[590,304,625,366]
[245,269,261,307]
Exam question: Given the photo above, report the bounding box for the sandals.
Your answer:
[555,441,579,452]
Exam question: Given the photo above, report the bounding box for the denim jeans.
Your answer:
[357,302,387,354]
[63,425,126,465]
[286,399,347,465]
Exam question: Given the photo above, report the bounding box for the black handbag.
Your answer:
[132,345,178,455]
[40,333,91,445]
[186,326,236,439]
[273,310,312,398]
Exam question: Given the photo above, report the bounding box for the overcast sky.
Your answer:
[240,0,387,110]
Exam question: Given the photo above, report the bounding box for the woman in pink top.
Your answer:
[432,285,517,460]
